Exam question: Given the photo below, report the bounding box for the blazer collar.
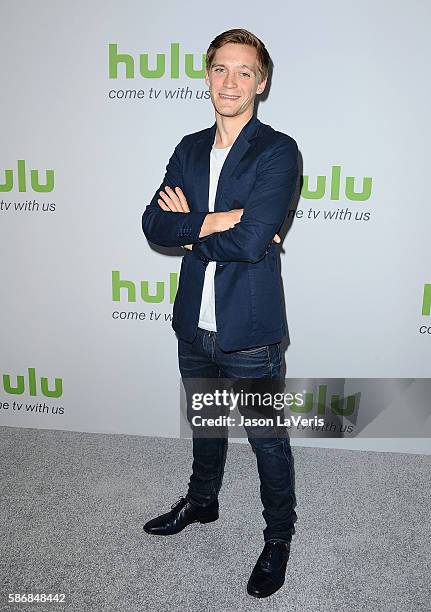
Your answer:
[193,115,262,213]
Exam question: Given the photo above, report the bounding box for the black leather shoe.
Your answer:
[247,541,291,598]
[143,496,219,536]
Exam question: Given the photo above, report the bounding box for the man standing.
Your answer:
[142,29,298,599]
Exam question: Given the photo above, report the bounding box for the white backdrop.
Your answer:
[1,0,430,454]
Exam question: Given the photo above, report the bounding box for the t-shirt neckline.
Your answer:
[212,137,233,152]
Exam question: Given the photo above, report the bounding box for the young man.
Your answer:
[142,29,299,599]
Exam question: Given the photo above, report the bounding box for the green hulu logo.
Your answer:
[290,384,358,416]
[0,160,54,193]
[301,165,372,201]
[422,284,431,316]
[112,271,178,303]
[108,43,206,79]
[2,367,63,397]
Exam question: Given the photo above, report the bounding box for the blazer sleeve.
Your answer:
[141,137,208,248]
[192,138,299,264]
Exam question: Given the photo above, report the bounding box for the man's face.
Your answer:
[205,43,267,119]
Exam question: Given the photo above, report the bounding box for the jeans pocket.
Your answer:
[237,345,268,354]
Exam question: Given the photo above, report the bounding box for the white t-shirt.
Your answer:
[198,140,232,331]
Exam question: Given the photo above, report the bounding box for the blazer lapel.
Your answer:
[215,115,261,211]
[190,115,261,213]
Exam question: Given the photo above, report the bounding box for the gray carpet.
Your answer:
[0,425,430,612]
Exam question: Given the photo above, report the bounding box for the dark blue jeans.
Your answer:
[178,327,297,543]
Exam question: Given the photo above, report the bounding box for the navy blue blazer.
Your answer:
[142,114,299,352]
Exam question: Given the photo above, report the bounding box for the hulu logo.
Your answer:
[112,271,178,303]
[109,43,206,79]
[422,284,431,316]
[289,384,358,416]
[301,166,372,201]
[2,367,62,397]
[0,160,54,193]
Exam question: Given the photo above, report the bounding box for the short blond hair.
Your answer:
[206,28,270,83]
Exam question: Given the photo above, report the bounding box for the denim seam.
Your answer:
[266,345,272,377]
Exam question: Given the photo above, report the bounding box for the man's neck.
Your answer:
[214,110,254,149]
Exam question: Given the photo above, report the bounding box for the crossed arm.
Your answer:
[142,137,298,263]
[157,185,281,250]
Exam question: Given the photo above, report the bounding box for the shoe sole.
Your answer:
[198,514,219,524]
[143,514,219,535]
[247,578,285,598]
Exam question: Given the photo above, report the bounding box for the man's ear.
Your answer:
[256,77,267,95]
[205,70,210,88]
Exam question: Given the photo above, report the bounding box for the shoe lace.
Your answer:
[260,542,289,571]
[261,545,275,571]
[170,496,185,510]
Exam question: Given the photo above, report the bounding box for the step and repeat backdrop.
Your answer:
[1,1,430,453]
